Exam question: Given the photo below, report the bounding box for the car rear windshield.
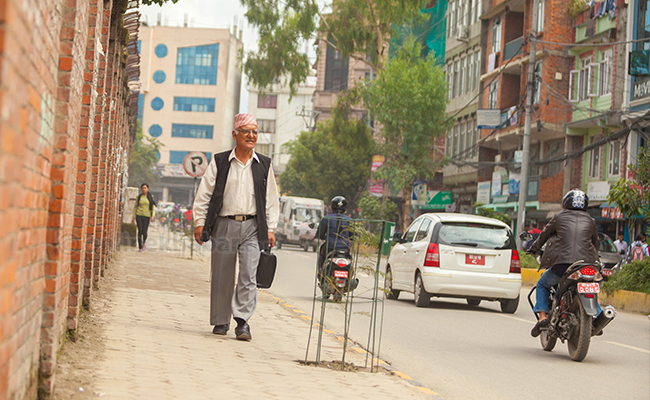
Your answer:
[598,235,617,253]
[436,222,515,250]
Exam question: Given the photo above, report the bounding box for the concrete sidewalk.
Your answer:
[53,246,439,399]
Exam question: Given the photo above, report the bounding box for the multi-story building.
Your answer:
[443,0,484,214]
[471,0,574,228]
[137,25,243,203]
[567,0,629,238]
[247,76,317,174]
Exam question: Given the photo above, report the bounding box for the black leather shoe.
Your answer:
[212,324,229,335]
[531,318,549,337]
[235,322,251,341]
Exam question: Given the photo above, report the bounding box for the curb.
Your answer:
[259,291,445,399]
[520,269,650,314]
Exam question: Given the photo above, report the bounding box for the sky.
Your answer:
[138,0,320,112]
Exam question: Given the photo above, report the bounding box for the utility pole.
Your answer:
[516,0,539,249]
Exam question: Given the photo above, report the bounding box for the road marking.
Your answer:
[498,314,534,324]
[300,315,311,320]
[604,341,650,354]
[416,386,439,396]
[393,371,413,380]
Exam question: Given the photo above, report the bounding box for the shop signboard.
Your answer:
[508,172,521,195]
[412,180,428,206]
[587,181,610,201]
[478,109,502,129]
[477,181,491,204]
[420,191,453,209]
[369,155,385,196]
[491,171,501,197]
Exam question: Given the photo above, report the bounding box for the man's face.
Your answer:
[618,235,624,241]
[233,123,258,151]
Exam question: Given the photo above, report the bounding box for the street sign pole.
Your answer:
[517,0,539,249]
[183,152,209,260]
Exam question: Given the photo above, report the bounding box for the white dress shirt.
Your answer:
[193,149,279,231]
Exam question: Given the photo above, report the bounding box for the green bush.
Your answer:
[520,252,540,269]
[602,260,650,295]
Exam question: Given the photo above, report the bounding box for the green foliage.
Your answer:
[520,252,540,269]
[607,146,650,228]
[240,0,427,96]
[602,260,650,295]
[358,192,398,222]
[128,122,162,187]
[474,202,512,225]
[279,111,374,207]
[567,0,589,18]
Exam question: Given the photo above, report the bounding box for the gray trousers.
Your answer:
[210,217,260,326]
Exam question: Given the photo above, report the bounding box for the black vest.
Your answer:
[203,150,271,248]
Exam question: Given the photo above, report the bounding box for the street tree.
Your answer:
[363,39,449,229]
[279,111,374,209]
[239,0,428,97]
[608,146,650,236]
[128,122,163,187]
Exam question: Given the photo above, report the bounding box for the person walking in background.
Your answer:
[193,113,280,341]
[613,232,628,256]
[132,183,156,252]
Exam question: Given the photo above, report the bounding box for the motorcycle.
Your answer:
[526,260,616,361]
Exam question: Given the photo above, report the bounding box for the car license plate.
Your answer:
[602,270,612,277]
[334,270,348,278]
[466,254,485,265]
[577,282,600,294]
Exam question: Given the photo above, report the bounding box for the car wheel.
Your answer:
[500,295,519,314]
[385,267,400,300]
[414,273,430,308]
[466,298,481,307]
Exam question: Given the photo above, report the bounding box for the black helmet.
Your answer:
[562,189,589,211]
[330,196,348,213]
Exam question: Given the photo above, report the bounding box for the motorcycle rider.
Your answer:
[528,189,600,337]
[317,196,353,270]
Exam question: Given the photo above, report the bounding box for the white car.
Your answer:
[385,213,522,313]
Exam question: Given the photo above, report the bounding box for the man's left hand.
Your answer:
[268,232,275,248]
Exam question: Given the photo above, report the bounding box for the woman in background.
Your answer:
[132,183,156,252]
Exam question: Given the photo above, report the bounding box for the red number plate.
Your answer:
[466,254,485,265]
[577,282,600,294]
[334,270,348,278]
[602,270,612,277]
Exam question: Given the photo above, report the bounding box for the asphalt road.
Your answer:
[268,245,650,400]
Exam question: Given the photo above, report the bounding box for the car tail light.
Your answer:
[424,243,439,267]
[509,250,521,273]
[580,266,597,276]
[334,258,350,267]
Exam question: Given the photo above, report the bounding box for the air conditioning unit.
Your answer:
[457,26,469,41]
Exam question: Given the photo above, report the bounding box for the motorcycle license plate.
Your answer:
[603,270,612,277]
[466,254,485,265]
[334,270,349,278]
[577,282,600,294]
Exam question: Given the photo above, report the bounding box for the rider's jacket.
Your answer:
[317,213,352,252]
[529,209,599,275]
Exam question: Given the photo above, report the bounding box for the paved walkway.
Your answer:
[54,240,439,399]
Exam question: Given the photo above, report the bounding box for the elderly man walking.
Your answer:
[193,113,279,341]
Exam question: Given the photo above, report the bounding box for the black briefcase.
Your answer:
[256,249,277,289]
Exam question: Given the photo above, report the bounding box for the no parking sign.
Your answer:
[183,151,209,178]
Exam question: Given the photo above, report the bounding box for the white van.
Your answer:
[276,196,325,251]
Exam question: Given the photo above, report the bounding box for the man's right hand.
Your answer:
[194,226,204,245]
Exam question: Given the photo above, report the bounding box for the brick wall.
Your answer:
[0,0,136,399]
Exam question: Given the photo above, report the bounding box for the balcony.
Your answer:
[503,36,523,61]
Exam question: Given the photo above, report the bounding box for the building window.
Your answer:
[457,0,465,34]
[570,56,592,102]
[138,93,144,122]
[173,97,215,112]
[155,44,168,58]
[258,119,276,133]
[534,61,542,104]
[459,57,465,95]
[153,70,166,84]
[149,124,162,138]
[453,60,460,98]
[169,150,212,165]
[537,0,545,32]
[546,139,563,176]
[176,44,219,85]
[448,1,456,38]
[446,128,452,156]
[466,117,474,157]
[446,63,452,100]
[598,49,613,96]
[256,144,271,158]
[258,95,278,109]
[492,17,502,53]
[453,124,459,156]
[488,79,499,109]
[473,51,480,91]
[588,135,602,179]
[325,44,349,92]
[473,118,479,157]
[459,121,466,157]
[608,139,622,177]
[151,97,164,111]
[474,0,480,22]
[171,123,214,139]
